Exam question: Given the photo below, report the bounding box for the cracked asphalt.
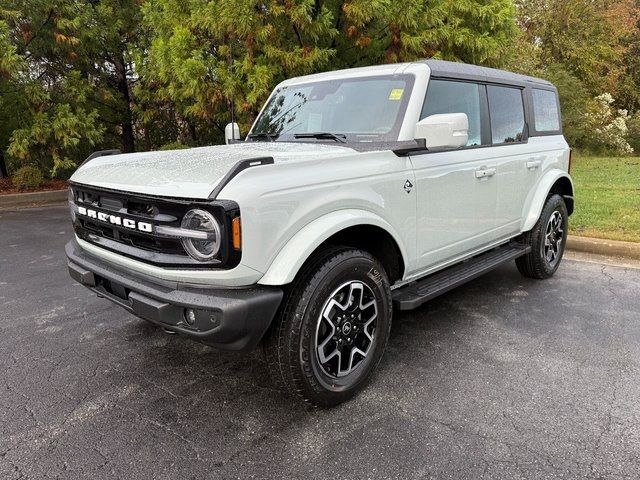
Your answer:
[1,205,639,480]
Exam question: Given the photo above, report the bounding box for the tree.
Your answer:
[618,1,640,113]
[512,0,640,153]
[7,71,105,176]
[515,0,639,96]
[70,0,146,153]
[1,2,104,176]
[139,0,518,143]
[0,0,147,178]
[0,18,24,177]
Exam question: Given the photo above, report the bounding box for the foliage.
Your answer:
[513,0,640,153]
[515,0,639,95]
[68,0,146,153]
[0,18,25,169]
[0,0,145,178]
[7,71,105,176]
[627,112,640,154]
[0,20,21,77]
[12,165,44,189]
[583,94,633,156]
[140,0,518,141]
[2,0,640,176]
[627,113,640,155]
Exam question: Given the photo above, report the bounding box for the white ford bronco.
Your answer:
[66,60,573,406]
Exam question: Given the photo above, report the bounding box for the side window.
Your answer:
[532,88,561,132]
[487,85,526,144]
[421,80,482,147]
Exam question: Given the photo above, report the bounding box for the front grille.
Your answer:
[70,183,240,269]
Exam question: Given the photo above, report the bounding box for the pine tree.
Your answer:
[0,0,145,176]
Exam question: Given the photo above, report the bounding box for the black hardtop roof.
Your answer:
[421,59,555,89]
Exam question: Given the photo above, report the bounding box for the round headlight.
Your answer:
[180,209,221,261]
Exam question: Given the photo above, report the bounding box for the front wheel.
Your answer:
[516,194,569,279]
[263,247,392,407]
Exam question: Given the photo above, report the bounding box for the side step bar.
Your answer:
[392,243,531,311]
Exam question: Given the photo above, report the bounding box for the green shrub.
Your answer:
[627,113,640,155]
[12,166,45,189]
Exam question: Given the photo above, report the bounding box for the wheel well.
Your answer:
[312,225,405,283]
[549,177,574,215]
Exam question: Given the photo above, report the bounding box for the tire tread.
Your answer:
[516,194,568,279]
[263,246,391,407]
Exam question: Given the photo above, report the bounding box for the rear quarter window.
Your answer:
[532,89,561,133]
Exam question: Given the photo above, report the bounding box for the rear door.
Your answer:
[410,79,500,271]
[486,85,536,237]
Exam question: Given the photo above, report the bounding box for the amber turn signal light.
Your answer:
[232,217,242,250]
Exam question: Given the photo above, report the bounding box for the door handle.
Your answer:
[526,159,542,169]
[475,167,496,179]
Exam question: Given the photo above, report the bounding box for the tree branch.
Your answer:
[292,24,304,48]
[23,9,55,49]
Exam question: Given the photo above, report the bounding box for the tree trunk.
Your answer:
[120,113,135,153]
[114,54,135,153]
[0,151,8,178]
[187,119,198,144]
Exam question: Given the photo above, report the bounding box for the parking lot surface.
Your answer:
[1,205,639,479]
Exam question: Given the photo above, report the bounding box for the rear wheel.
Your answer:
[516,194,569,279]
[263,247,392,407]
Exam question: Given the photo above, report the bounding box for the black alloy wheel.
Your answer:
[263,247,392,407]
[516,194,569,279]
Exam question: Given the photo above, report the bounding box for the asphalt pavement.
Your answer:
[1,205,639,479]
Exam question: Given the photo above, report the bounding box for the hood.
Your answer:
[70,142,355,199]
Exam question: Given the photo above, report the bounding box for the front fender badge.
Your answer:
[404,180,413,194]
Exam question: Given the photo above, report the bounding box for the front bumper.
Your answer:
[65,239,283,351]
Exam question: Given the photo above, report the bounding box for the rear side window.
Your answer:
[532,89,561,132]
[487,85,526,144]
[421,80,483,147]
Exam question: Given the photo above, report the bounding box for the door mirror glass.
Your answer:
[415,113,469,149]
[225,122,241,144]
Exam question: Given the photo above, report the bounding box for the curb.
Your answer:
[0,189,68,209]
[567,235,640,260]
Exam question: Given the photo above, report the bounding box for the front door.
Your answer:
[410,149,498,271]
[410,78,499,272]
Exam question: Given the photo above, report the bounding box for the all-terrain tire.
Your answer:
[516,194,569,279]
[263,247,392,407]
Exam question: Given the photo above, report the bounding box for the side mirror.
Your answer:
[415,113,468,150]
[225,122,241,144]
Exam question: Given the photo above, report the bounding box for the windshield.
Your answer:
[250,74,414,143]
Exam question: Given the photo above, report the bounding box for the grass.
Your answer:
[569,156,640,242]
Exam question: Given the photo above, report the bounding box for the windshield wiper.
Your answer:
[293,132,347,143]
[247,132,279,142]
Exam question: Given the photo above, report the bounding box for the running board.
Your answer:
[392,243,531,311]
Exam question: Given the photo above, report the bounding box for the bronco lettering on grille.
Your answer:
[77,206,153,233]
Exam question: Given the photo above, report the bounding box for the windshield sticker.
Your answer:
[388,88,404,101]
